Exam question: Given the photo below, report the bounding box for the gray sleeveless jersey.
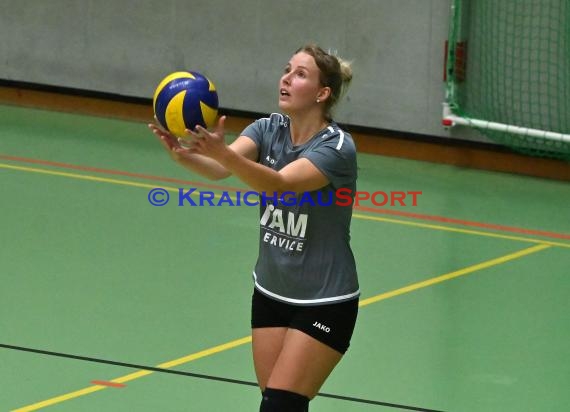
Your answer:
[241,113,359,305]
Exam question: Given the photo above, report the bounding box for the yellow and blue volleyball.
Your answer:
[152,71,219,137]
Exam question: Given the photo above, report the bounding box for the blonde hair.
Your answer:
[295,43,353,121]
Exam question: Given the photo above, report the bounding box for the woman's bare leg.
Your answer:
[252,327,288,391]
[264,328,343,399]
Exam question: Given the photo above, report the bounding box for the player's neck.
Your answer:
[288,115,329,146]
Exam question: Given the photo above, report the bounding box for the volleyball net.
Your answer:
[443,0,570,161]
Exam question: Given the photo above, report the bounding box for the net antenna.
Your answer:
[442,0,570,160]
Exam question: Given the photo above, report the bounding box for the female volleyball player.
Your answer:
[150,44,358,411]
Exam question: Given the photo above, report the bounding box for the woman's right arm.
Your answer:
[148,123,258,181]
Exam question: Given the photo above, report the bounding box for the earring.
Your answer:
[316,98,320,103]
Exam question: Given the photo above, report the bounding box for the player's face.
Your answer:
[278,52,324,113]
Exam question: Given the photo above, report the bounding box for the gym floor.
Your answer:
[1,102,569,411]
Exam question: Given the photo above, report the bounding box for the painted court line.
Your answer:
[90,380,126,388]
[2,154,569,242]
[352,213,570,249]
[0,163,177,192]
[0,154,235,192]
[1,162,569,249]
[359,243,551,307]
[12,336,252,412]
[11,244,550,411]
[1,344,442,412]
[355,206,570,241]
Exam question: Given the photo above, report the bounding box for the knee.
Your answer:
[259,387,310,412]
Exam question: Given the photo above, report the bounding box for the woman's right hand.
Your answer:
[147,117,253,181]
[148,122,186,162]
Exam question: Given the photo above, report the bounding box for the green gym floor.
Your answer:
[1,104,569,412]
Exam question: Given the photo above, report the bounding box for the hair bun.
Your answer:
[339,58,353,86]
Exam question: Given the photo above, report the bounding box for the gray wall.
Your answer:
[1,0,477,141]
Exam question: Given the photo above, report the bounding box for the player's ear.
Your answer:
[317,86,332,103]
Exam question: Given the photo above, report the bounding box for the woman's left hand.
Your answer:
[176,116,229,161]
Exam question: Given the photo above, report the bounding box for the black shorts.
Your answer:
[251,288,359,354]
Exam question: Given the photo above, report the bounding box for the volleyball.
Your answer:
[152,71,219,137]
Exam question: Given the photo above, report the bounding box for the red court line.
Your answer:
[90,380,126,388]
[2,153,569,241]
[355,206,570,241]
[0,154,236,192]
